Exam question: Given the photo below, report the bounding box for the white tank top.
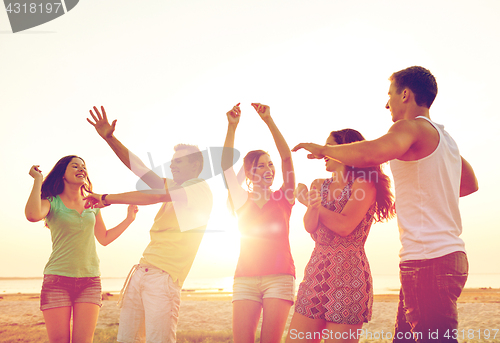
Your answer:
[390,116,465,261]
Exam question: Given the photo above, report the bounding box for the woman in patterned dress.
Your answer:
[286,129,395,343]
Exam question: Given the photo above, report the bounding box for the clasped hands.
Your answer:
[294,183,321,208]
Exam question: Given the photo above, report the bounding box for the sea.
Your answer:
[1,274,499,295]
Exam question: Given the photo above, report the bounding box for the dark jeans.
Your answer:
[392,251,468,343]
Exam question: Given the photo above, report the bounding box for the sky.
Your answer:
[1,0,499,287]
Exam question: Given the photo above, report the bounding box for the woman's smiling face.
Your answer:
[249,153,275,187]
[63,157,87,185]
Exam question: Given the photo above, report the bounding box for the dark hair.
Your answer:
[330,129,395,222]
[243,150,269,190]
[389,66,437,108]
[41,155,93,199]
[174,144,204,175]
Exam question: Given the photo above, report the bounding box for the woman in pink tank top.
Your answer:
[222,103,295,343]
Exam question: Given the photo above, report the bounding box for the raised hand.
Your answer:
[226,103,241,125]
[84,193,104,209]
[127,205,139,221]
[251,103,271,121]
[29,165,43,180]
[87,106,117,140]
[292,143,325,159]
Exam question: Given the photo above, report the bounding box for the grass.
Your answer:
[3,325,500,343]
[0,325,234,343]
[0,324,48,343]
[94,328,235,343]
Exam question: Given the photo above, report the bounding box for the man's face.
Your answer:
[170,150,197,183]
[385,81,404,122]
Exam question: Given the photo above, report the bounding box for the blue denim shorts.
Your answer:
[40,274,102,311]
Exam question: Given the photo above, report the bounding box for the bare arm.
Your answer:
[304,203,320,234]
[253,103,295,202]
[222,104,248,211]
[301,181,322,233]
[317,180,376,237]
[84,185,187,208]
[460,156,478,197]
[292,120,417,167]
[25,165,51,222]
[94,206,138,246]
[87,106,164,189]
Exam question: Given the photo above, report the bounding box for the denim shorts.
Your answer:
[40,274,102,311]
[232,274,295,304]
[393,251,468,342]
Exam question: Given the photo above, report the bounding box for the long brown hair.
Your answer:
[41,155,93,199]
[330,129,395,222]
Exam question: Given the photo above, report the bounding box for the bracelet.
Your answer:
[101,194,111,207]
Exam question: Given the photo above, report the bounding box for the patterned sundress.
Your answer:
[294,178,375,324]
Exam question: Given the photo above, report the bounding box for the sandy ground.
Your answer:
[1,289,500,341]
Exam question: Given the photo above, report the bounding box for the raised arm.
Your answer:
[292,120,417,167]
[87,106,164,189]
[25,165,50,222]
[222,104,248,211]
[94,205,138,246]
[252,103,295,202]
[460,156,478,197]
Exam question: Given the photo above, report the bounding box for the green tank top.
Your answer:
[44,195,101,277]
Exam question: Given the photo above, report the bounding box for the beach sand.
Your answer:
[1,288,500,342]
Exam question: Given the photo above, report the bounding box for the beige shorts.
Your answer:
[232,274,295,304]
[117,264,181,343]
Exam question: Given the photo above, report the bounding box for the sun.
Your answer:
[199,206,241,265]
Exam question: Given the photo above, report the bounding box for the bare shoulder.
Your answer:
[396,117,439,139]
[390,118,439,160]
[412,117,440,159]
[389,119,420,134]
[414,117,440,135]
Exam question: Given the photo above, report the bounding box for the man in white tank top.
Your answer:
[293,66,478,342]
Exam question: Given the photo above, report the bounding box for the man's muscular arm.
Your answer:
[293,120,417,167]
[460,156,478,197]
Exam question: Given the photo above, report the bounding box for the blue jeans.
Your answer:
[392,251,468,343]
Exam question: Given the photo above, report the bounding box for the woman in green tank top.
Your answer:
[25,155,138,343]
